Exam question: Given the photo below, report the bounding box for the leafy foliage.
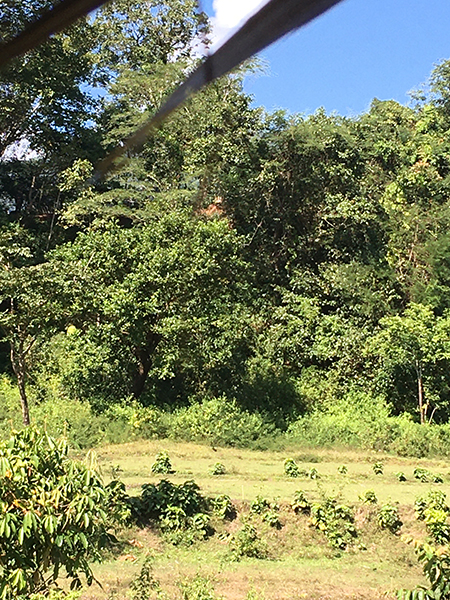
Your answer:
[310,495,357,550]
[377,504,403,534]
[292,491,311,515]
[209,463,226,476]
[283,458,299,478]
[229,523,267,560]
[151,451,174,475]
[398,540,450,600]
[0,429,109,598]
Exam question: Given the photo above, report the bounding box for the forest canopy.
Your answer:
[2,0,450,442]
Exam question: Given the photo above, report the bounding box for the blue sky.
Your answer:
[201,0,450,117]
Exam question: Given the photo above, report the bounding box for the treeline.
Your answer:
[2,1,450,442]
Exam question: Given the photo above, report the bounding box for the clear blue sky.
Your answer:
[202,0,450,117]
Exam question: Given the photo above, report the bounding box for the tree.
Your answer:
[40,209,254,409]
[0,261,66,425]
[368,303,450,423]
[0,428,109,597]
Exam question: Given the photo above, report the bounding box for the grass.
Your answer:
[73,438,450,600]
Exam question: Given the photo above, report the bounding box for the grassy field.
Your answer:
[76,439,450,600]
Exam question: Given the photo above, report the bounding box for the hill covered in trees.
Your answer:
[2,0,450,452]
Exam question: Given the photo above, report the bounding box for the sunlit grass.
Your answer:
[75,438,450,600]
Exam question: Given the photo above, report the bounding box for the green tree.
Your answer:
[0,428,109,597]
[41,209,253,409]
[368,303,450,423]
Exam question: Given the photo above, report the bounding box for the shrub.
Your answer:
[262,509,282,529]
[211,495,236,520]
[414,491,450,543]
[287,392,450,458]
[424,508,450,544]
[178,574,221,600]
[359,490,378,504]
[377,503,402,534]
[151,451,174,475]
[373,462,384,475]
[104,480,133,526]
[136,479,207,526]
[398,540,450,600]
[292,491,310,515]
[129,554,161,600]
[396,472,407,482]
[170,396,274,448]
[413,467,444,484]
[283,458,299,477]
[337,465,348,475]
[250,496,271,515]
[0,429,109,598]
[310,495,356,550]
[209,463,226,476]
[229,523,267,560]
[308,467,320,480]
[415,490,448,521]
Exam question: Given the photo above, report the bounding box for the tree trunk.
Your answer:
[10,341,30,426]
[416,359,425,425]
[132,332,161,399]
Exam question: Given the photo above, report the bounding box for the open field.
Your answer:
[76,439,450,600]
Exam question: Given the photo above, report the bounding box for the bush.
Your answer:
[151,451,174,475]
[415,491,450,543]
[310,495,357,550]
[398,540,450,600]
[413,467,443,483]
[0,428,109,598]
[135,479,208,526]
[359,490,378,504]
[373,462,384,475]
[209,463,226,476]
[250,496,271,515]
[292,491,310,515]
[170,396,274,448]
[229,523,267,560]
[211,495,236,520]
[377,503,402,533]
[178,574,221,600]
[286,391,450,458]
[283,458,299,477]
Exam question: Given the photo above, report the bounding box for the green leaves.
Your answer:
[0,428,110,597]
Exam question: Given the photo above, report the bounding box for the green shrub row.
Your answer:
[4,377,450,457]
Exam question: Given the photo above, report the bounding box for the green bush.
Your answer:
[398,541,450,600]
[286,391,450,458]
[151,451,174,475]
[359,490,378,504]
[209,463,226,476]
[283,458,299,477]
[415,490,448,521]
[170,396,274,448]
[373,462,384,475]
[292,491,310,515]
[250,496,271,515]
[135,479,208,526]
[229,523,267,560]
[310,495,357,550]
[178,574,222,600]
[0,428,110,598]
[415,491,450,543]
[211,495,236,520]
[378,503,402,534]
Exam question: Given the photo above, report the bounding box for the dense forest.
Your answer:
[3,0,450,453]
